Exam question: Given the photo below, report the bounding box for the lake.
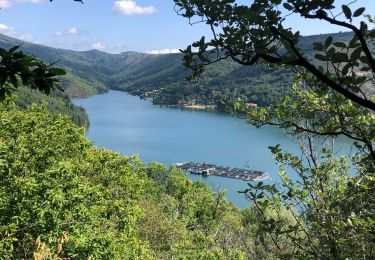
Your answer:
[73,90,351,208]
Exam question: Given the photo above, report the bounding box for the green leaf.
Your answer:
[325,36,333,47]
[283,3,293,11]
[359,56,369,64]
[350,48,362,61]
[315,53,329,61]
[342,63,352,75]
[313,42,324,51]
[331,52,348,63]
[327,47,335,56]
[342,5,352,20]
[353,7,365,17]
[333,42,346,48]
[349,37,359,48]
[360,21,368,32]
[49,67,66,76]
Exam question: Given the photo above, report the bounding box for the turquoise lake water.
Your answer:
[73,90,352,208]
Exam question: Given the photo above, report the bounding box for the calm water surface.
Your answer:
[73,91,351,208]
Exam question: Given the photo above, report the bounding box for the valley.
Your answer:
[1,31,366,112]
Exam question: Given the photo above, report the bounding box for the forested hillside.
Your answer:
[0,34,108,97]
[15,87,89,127]
[0,31,366,109]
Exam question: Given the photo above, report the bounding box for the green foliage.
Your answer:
[174,0,375,258]
[241,141,374,258]
[0,45,65,101]
[15,86,89,127]
[174,0,375,111]
[0,102,152,259]
[0,102,298,259]
[237,78,375,258]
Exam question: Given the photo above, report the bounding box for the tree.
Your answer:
[240,80,375,258]
[174,0,375,258]
[174,0,375,111]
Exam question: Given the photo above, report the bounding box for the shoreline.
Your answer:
[73,88,223,112]
[182,104,217,110]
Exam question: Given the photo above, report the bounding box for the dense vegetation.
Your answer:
[1,96,372,259]
[15,87,88,127]
[174,0,375,258]
[114,54,294,108]
[0,101,301,259]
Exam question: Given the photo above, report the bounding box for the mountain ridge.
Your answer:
[0,31,363,108]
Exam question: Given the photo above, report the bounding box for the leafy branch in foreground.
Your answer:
[236,76,375,258]
[243,76,375,164]
[0,46,66,101]
[174,0,375,111]
[175,0,375,258]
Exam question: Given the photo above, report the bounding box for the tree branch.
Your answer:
[270,27,375,111]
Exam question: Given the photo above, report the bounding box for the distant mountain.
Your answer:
[0,34,110,97]
[1,31,367,108]
[0,34,153,96]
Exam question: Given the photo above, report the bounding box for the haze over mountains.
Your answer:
[0,31,364,108]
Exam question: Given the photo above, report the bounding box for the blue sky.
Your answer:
[0,0,374,54]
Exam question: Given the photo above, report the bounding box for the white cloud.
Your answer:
[91,41,106,50]
[54,27,80,37]
[19,33,41,44]
[113,0,157,15]
[147,48,180,55]
[0,23,14,32]
[0,0,13,9]
[0,23,41,43]
[0,0,46,9]
[19,34,34,41]
[54,31,63,37]
[66,27,78,35]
